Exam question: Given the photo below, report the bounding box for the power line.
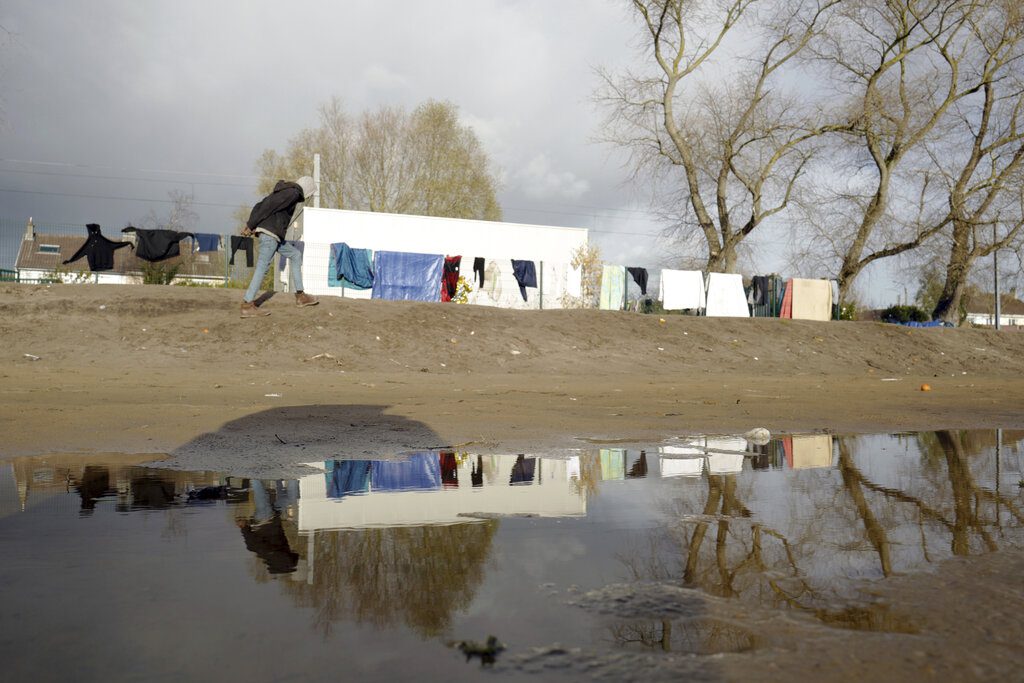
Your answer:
[0,167,254,189]
[0,157,679,240]
[0,186,671,238]
[0,157,668,222]
[0,157,259,180]
[0,187,244,209]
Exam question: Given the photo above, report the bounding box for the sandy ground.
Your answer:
[1,283,1023,474]
[3,283,1024,681]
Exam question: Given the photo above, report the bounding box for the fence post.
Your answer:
[539,260,544,310]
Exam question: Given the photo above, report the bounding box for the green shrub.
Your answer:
[881,304,929,323]
[141,263,180,285]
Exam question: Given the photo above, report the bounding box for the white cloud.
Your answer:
[516,154,590,200]
[360,64,409,92]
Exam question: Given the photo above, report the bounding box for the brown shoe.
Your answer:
[240,301,270,318]
[295,291,319,307]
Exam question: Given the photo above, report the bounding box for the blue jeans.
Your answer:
[244,233,305,302]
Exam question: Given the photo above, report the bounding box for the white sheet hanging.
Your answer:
[791,278,833,321]
[659,269,705,310]
[704,273,749,317]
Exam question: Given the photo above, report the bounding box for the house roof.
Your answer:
[963,290,1024,316]
[16,232,229,278]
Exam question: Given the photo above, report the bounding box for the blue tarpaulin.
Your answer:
[371,453,442,492]
[329,242,374,289]
[371,250,444,301]
[890,320,951,328]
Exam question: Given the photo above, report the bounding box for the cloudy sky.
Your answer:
[0,0,907,303]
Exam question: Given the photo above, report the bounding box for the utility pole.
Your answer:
[994,223,1001,330]
[313,153,321,208]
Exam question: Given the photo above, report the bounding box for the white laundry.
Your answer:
[660,269,705,310]
[704,273,749,317]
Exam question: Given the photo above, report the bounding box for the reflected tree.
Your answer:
[618,432,1023,634]
[278,521,498,638]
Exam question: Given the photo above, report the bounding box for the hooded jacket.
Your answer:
[63,223,131,272]
[121,226,195,262]
[246,180,307,242]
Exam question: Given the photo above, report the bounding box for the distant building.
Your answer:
[963,290,1024,328]
[15,221,230,285]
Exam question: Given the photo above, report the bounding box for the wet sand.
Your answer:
[2,283,1024,680]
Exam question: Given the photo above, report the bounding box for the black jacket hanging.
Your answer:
[63,223,132,272]
[229,235,254,267]
[626,267,649,296]
[122,226,195,262]
[473,257,485,288]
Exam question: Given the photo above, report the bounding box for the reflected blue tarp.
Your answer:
[371,250,444,301]
[324,454,442,498]
[371,453,442,492]
[326,460,371,498]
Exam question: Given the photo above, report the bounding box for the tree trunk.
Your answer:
[706,243,738,273]
[931,220,973,325]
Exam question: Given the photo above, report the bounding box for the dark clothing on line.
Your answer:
[626,267,649,295]
[63,223,131,272]
[511,259,537,302]
[510,455,536,485]
[749,275,770,306]
[230,235,254,267]
[121,227,195,262]
[245,180,306,242]
[473,257,485,288]
[471,455,484,487]
[194,233,220,253]
[440,451,459,488]
[442,255,462,302]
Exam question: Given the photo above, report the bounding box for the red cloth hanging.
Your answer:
[779,279,794,319]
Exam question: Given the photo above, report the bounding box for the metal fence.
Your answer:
[0,217,255,286]
[1,217,840,318]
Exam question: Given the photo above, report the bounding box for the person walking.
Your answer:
[240,175,319,317]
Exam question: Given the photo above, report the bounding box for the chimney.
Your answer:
[24,217,34,241]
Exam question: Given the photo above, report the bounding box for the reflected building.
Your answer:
[1,453,223,518]
[245,452,590,637]
[296,453,587,531]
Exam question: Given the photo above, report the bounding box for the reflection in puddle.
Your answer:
[1,431,1022,679]
[610,618,759,654]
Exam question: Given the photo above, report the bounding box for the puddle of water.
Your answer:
[1,431,1023,681]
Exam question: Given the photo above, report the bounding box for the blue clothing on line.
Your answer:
[194,233,221,253]
[330,242,374,289]
[511,259,537,301]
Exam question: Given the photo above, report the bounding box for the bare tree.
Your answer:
[138,189,199,233]
[597,0,840,273]
[805,0,1002,304]
[927,1,1024,323]
[256,98,502,221]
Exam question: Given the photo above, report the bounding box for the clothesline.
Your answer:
[59,226,838,320]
